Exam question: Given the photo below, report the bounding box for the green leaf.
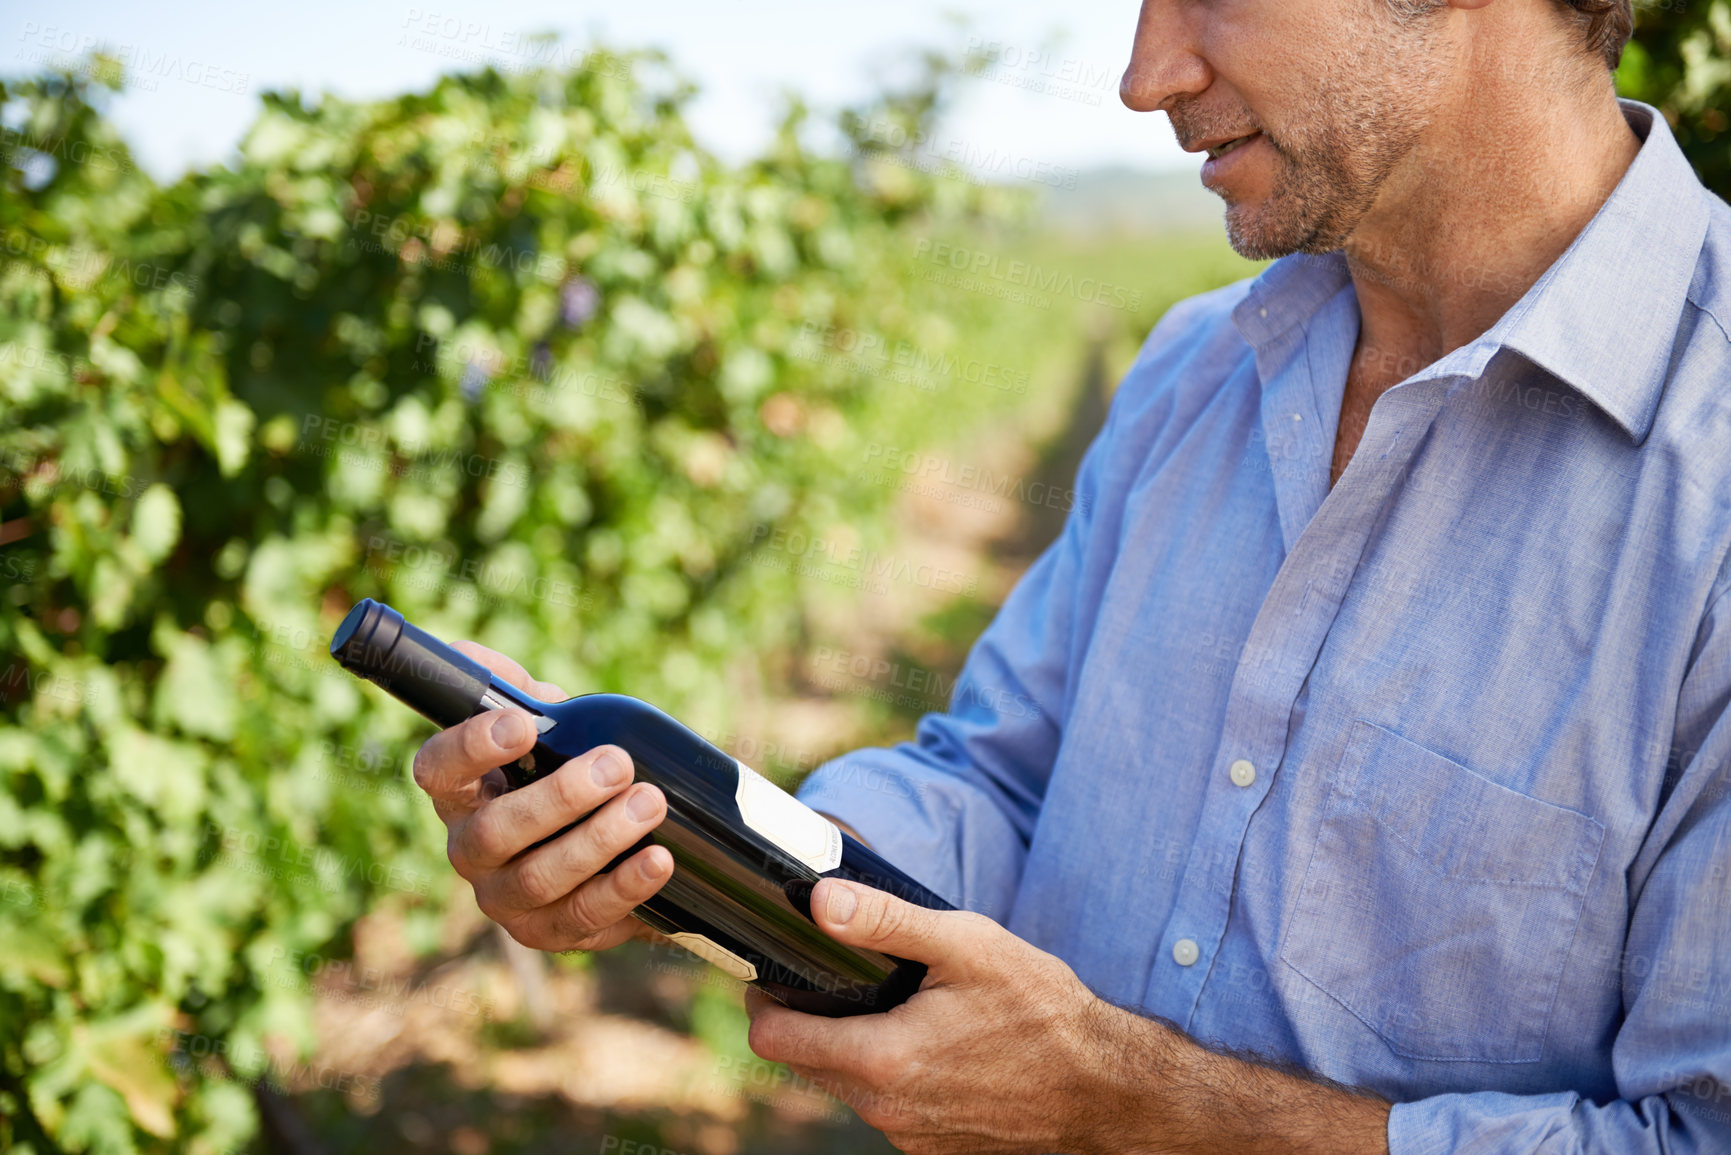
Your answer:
[73,1011,179,1140]
[213,398,255,477]
[129,484,182,566]
[0,923,72,988]
[153,635,236,743]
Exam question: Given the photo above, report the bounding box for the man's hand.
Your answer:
[410,641,672,952]
[744,879,1391,1155]
[743,877,1105,1154]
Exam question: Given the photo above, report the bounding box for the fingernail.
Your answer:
[491,712,527,747]
[592,749,629,788]
[824,881,857,925]
[626,786,659,822]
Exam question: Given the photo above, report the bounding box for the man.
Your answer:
[411,0,1731,1150]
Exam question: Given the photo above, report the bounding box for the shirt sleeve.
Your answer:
[1388,575,1731,1154]
[793,353,1133,924]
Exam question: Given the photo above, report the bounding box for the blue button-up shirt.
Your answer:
[798,99,1731,1153]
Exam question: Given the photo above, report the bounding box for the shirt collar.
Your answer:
[1232,99,1712,445]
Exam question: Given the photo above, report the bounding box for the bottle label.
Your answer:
[734,760,843,873]
[667,932,759,981]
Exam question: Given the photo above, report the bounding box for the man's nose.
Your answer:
[1120,0,1211,112]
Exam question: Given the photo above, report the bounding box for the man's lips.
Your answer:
[1203,131,1261,160]
[1180,128,1263,159]
[1197,130,1266,187]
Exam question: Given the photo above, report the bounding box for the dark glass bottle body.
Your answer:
[329,598,955,1016]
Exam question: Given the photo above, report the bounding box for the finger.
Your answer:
[477,767,509,803]
[629,920,673,947]
[485,780,667,912]
[513,911,643,954]
[510,844,674,950]
[811,879,992,979]
[743,987,779,1019]
[413,707,541,812]
[450,639,568,701]
[456,746,641,871]
[746,997,895,1074]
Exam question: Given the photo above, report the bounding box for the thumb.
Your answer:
[811,878,989,979]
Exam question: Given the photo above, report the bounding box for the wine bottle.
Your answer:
[329,597,955,1016]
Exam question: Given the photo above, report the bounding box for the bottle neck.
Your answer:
[475,675,549,718]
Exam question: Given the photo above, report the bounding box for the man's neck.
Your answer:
[1340,57,1643,376]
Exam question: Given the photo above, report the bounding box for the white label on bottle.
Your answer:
[667,932,758,981]
[734,760,843,873]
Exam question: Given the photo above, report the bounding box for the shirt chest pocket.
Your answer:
[1278,720,1606,1064]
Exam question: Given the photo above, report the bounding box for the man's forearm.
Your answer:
[1081,999,1391,1155]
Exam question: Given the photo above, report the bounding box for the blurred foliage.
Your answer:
[1617,0,1731,195]
[10,5,1708,1149]
[0,46,1049,1153]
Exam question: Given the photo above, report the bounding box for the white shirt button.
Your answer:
[1173,938,1200,967]
[1229,758,1257,788]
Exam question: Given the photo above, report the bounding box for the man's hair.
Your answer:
[1558,0,1634,70]
[1389,0,1633,70]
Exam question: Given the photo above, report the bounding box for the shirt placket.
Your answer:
[1148,373,1458,1026]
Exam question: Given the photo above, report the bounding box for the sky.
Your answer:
[4,0,1196,184]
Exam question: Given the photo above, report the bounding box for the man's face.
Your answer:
[1122,0,1448,259]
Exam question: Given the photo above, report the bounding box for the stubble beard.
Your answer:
[1213,16,1443,261]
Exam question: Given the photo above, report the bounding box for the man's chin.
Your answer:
[1222,201,1345,261]
[1222,205,1306,262]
